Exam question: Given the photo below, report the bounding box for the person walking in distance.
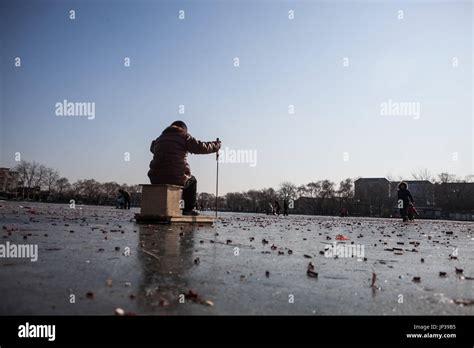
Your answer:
[397,182,414,222]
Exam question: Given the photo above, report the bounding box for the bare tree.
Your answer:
[296,185,308,197]
[465,175,474,183]
[337,178,354,199]
[318,180,335,214]
[25,162,38,197]
[197,192,215,210]
[101,182,121,202]
[437,172,457,183]
[44,167,60,192]
[278,181,297,201]
[32,164,47,190]
[319,180,335,199]
[412,169,433,181]
[54,177,71,196]
[72,179,101,203]
[13,161,39,199]
[306,182,322,198]
[224,192,248,212]
[14,161,29,198]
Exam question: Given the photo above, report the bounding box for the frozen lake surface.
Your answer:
[1,201,473,315]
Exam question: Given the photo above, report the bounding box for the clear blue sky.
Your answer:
[1,0,472,194]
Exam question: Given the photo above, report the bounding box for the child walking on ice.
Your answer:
[397,182,414,222]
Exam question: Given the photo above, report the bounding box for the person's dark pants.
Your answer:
[183,175,197,212]
[124,198,130,210]
[400,199,410,221]
[400,208,408,222]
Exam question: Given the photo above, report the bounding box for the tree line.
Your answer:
[8,161,474,216]
[198,179,355,214]
[13,161,140,205]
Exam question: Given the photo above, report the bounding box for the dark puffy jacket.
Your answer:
[397,188,414,205]
[120,190,130,200]
[147,125,219,186]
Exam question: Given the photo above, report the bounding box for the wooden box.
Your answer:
[140,184,183,217]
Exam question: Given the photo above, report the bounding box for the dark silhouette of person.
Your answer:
[118,189,131,209]
[116,193,124,209]
[274,200,281,216]
[267,202,273,215]
[283,199,289,216]
[397,182,414,222]
[148,121,220,216]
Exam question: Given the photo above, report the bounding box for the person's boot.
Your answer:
[183,209,200,216]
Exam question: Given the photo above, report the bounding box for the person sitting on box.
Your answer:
[148,121,221,216]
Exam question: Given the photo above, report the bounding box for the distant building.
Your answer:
[435,182,474,213]
[355,177,473,220]
[354,178,392,216]
[0,168,19,194]
[354,178,391,201]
